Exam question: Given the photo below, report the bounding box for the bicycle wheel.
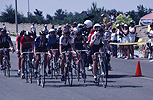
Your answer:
[53,57,58,79]
[50,61,53,78]
[6,66,10,77]
[3,59,6,76]
[29,63,32,84]
[25,61,29,83]
[76,63,80,81]
[68,64,73,86]
[41,63,45,88]
[101,61,107,88]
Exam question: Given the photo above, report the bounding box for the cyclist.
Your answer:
[73,30,88,77]
[59,30,76,81]
[0,29,15,70]
[47,29,59,74]
[20,31,34,79]
[16,30,25,75]
[34,31,50,76]
[90,27,109,83]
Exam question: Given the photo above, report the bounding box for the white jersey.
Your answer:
[59,35,74,46]
[91,32,103,45]
[129,26,136,42]
[122,29,130,43]
[31,25,36,31]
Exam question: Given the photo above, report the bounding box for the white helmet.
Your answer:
[93,23,101,30]
[49,29,55,33]
[84,20,93,28]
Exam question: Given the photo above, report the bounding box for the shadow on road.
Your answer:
[108,85,143,88]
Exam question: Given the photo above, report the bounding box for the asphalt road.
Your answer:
[0,37,153,100]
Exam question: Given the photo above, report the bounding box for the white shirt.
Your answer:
[91,32,103,45]
[31,25,36,31]
[111,32,117,41]
[129,26,136,42]
[59,35,74,46]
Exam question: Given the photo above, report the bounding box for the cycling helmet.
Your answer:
[76,30,82,36]
[96,27,104,33]
[39,31,46,36]
[63,30,70,34]
[77,24,83,28]
[49,29,55,33]
[84,20,93,28]
[24,31,30,36]
[93,23,101,30]
[1,29,6,33]
[20,30,25,36]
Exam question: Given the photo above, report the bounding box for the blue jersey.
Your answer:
[73,35,86,49]
[34,36,50,48]
[48,34,58,45]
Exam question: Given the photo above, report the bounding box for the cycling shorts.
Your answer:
[62,44,71,52]
[0,42,9,48]
[91,44,104,55]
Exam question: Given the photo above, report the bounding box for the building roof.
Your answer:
[141,12,153,19]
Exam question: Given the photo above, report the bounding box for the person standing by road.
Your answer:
[129,20,136,59]
[148,23,153,61]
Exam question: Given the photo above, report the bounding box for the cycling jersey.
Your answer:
[48,34,59,49]
[20,36,34,48]
[91,32,103,45]
[34,36,49,52]
[59,35,74,46]
[0,33,11,48]
[16,35,22,50]
[73,35,85,50]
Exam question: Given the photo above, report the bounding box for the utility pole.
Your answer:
[15,0,18,34]
[28,0,30,17]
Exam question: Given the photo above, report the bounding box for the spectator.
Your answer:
[129,20,136,59]
[110,28,117,57]
[3,23,6,30]
[43,24,49,35]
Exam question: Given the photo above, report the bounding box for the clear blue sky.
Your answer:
[0,0,152,17]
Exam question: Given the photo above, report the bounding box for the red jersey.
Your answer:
[88,29,95,41]
[20,36,34,48]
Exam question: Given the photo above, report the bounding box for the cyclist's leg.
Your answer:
[43,54,47,70]
[61,54,66,74]
[34,54,40,72]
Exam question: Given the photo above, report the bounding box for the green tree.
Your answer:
[112,14,133,28]
[54,9,67,20]
[1,5,15,23]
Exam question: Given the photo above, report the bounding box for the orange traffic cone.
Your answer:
[135,61,142,76]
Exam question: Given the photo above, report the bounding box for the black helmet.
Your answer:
[20,30,25,36]
[1,29,6,33]
[24,31,30,36]
[63,30,70,34]
[76,31,82,36]
[96,27,104,33]
[39,31,46,36]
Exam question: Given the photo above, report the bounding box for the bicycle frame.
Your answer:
[0,48,11,77]
[36,52,49,88]
[22,51,34,83]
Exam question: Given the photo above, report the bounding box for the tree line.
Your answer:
[0,2,152,25]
